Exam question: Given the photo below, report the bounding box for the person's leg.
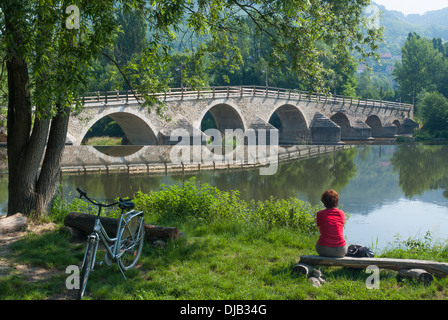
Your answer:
[315,243,347,257]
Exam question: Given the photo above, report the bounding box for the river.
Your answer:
[1,144,448,252]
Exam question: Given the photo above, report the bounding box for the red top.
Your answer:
[316,208,346,247]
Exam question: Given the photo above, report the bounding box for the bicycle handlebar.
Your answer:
[76,188,132,208]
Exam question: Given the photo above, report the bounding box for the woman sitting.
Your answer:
[315,189,347,258]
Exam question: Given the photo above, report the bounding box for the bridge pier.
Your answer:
[310,112,343,145]
[397,118,419,135]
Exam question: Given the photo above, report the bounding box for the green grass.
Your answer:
[83,136,123,146]
[2,179,448,300]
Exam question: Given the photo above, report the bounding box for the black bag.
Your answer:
[346,244,374,258]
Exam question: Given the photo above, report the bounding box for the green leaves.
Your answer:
[3,0,381,111]
[134,179,320,233]
[393,32,447,103]
[416,91,448,137]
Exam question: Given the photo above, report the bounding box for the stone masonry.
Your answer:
[67,87,417,146]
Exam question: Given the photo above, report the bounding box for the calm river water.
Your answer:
[1,144,448,251]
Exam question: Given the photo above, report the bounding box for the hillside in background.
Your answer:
[358,3,448,93]
[374,2,448,55]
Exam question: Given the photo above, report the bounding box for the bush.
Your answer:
[251,197,319,232]
[134,179,320,234]
[416,91,448,137]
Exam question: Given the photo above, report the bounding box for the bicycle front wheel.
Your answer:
[78,236,97,299]
[117,215,145,271]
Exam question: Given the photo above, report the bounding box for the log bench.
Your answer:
[293,255,448,285]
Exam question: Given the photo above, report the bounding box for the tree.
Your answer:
[356,71,395,101]
[1,0,382,217]
[393,32,446,104]
[416,91,448,137]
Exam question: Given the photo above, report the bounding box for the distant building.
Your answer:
[357,64,368,73]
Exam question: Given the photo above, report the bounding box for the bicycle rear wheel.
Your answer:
[78,236,97,299]
[117,215,145,271]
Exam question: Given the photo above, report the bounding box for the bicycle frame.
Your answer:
[82,209,144,272]
[76,188,144,271]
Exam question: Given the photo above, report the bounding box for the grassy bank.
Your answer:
[1,180,448,300]
[83,136,124,146]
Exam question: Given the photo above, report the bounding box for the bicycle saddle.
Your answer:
[119,201,135,210]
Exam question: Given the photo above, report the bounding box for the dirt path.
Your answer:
[0,218,76,299]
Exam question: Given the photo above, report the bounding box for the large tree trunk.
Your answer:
[5,5,41,217]
[35,104,70,216]
[4,2,68,218]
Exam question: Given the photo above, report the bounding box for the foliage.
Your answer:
[356,71,395,100]
[381,231,448,262]
[393,32,448,137]
[133,178,320,233]
[83,1,383,94]
[415,91,448,138]
[393,32,447,104]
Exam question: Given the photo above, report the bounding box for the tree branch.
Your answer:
[100,51,142,105]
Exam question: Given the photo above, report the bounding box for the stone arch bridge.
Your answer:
[67,86,417,146]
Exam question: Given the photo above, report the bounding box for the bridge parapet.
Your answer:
[80,85,414,118]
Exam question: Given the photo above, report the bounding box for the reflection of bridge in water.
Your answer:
[60,145,353,176]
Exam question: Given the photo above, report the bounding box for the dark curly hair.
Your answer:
[321,189,339,209]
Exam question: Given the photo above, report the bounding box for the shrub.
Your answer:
[134,179,319,234]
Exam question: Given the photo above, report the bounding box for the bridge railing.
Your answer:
[81,85,413,114]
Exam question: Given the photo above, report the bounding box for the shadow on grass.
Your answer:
[0,229,85,299]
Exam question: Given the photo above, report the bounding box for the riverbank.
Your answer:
[1,181,448,300]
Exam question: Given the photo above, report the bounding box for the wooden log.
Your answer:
[144,224,180,242]
[299,255,448,277]
[64,212,180,242]
[398,269,434,284]
[0,213,28,234]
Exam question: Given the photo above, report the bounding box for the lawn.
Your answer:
[1,180,448,300]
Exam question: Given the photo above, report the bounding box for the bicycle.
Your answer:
[75,188,145,299]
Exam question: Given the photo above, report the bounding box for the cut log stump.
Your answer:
[398,269,434,284]
[291,262,326,287]
[291,263,315,278]
[64,212,180,242]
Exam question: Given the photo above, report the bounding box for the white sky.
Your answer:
[373,0,448,15]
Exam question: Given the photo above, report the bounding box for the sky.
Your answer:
[373,0,448,15]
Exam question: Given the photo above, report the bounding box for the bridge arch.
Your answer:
[330,112,351,140]
[366,115,383,137]
[199,103,246,133]
[79,111,158,145]
[269,104,309,144]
